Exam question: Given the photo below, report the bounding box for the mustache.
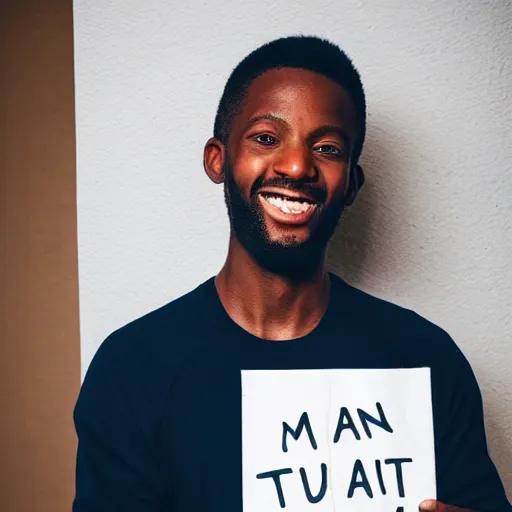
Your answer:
[250,176,327,204]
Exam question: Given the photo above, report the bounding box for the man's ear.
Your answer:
[345,164,365,206]
[203,138,226,184]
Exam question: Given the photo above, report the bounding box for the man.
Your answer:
[73,36,510,511]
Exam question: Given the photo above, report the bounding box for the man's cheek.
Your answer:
[235,153,269,182]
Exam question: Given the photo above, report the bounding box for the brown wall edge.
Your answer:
[1,1,81,511]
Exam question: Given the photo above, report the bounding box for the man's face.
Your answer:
[221,68,357,276]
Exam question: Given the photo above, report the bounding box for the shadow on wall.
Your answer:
[327,119,408,286]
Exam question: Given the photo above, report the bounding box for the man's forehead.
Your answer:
[235,68,356,130]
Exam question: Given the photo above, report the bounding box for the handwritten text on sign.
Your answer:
[241,368,436,512]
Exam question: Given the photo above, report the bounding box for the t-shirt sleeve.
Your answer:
[73,335,169,511]
[434,345,511,512]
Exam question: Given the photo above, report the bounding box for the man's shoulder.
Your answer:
[111,277,214,343]
[76,277,218,422]
[83,277,216,387]
[333,275,466,365]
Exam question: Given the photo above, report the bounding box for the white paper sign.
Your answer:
[242,368,436,512]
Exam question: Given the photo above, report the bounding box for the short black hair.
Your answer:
[213,35,367,166]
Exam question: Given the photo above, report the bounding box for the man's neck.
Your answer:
[215,238,331,341]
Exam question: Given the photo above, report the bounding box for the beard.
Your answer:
[223,159,346,280]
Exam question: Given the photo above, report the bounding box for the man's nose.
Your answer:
[272,146,316,181]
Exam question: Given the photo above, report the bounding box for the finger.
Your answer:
[419,499,473,512]
[419,499,438,511]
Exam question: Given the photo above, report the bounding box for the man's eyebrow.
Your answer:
[244,114,289,131]
[308,125,352,148]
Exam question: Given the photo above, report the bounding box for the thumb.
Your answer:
[419,500,473,512]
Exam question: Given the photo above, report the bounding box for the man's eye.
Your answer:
[315,145,341,156]
[255,134,278,145]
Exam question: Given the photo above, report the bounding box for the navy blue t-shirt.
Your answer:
[73,274,510,511]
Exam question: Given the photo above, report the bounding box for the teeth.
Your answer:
[263,195,314,215]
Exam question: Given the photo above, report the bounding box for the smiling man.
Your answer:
[73,36,511,512]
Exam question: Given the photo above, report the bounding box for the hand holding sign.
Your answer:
[419,500,474,512]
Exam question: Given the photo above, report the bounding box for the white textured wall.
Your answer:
[73,0,512,493]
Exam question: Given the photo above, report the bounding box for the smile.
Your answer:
[258,191,319,226]
[261,191,316,214]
